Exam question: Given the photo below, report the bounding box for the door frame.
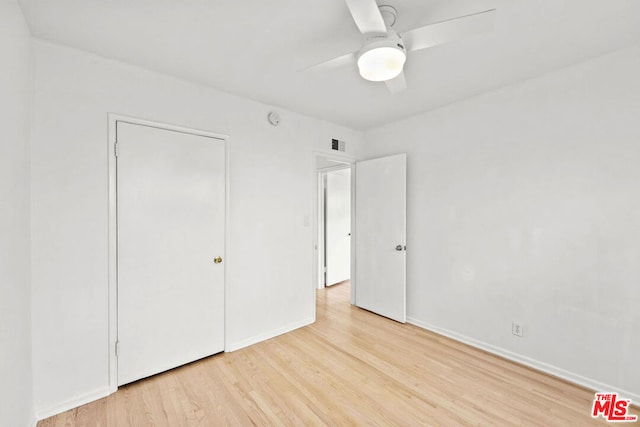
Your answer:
[312,151,356,317]
[107,114,229,392]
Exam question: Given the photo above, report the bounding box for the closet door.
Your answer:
[116,121,225,385]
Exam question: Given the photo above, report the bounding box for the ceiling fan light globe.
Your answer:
[357,46,406,82]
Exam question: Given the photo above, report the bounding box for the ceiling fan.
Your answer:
[307,0,496,94]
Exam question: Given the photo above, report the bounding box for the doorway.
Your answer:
[315,154,354,292]
[312,152,407,324]
[325,168,351,287]
[321,167,352,288]
[108,115,228,389]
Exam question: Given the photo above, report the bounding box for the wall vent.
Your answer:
[331,138,346,152]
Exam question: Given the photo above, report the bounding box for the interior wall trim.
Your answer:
[225,317,314,352]
[35,386,111,421]
[407,317,640,403]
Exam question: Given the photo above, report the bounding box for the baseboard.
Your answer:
[226,317,315,352]
[35,386,112,421]
[407,317,640,403]
[34,319,315,420]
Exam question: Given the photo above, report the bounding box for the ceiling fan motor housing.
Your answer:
[357,30,407,82]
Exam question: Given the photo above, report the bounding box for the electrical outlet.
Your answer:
[512,321,524,337]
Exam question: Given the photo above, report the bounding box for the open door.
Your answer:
[325,168,351,286]
[354,153,406,323]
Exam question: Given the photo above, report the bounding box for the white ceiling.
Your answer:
[18,0,640,130]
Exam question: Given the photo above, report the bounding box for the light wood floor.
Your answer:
[39,282,636,426]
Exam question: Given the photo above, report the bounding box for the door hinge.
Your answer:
[115,341,120,357]
[114,142,119,157]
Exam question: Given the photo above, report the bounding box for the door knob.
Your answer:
[213,256,223,264]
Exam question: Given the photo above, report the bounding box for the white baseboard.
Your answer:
[35,386,112,421]
[225,317,314,352]
[34,319,314,421]
[406,317,640,403]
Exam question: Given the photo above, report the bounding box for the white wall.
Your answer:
[0,1,34,426]
[30,40,363,417]
[363,44,640,399]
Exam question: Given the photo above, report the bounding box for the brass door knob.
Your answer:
[213,256,223,264]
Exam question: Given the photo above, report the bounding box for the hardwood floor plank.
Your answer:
[38,282,637,426]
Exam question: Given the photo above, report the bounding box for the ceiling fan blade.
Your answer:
[345,0,388,36]
[304,52,357,73]
[385,72,406,94]
[402,9,496,52]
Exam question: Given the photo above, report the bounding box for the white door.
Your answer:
[354,153,406,323]
[117,122,225,386]
[325,168,351,286]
